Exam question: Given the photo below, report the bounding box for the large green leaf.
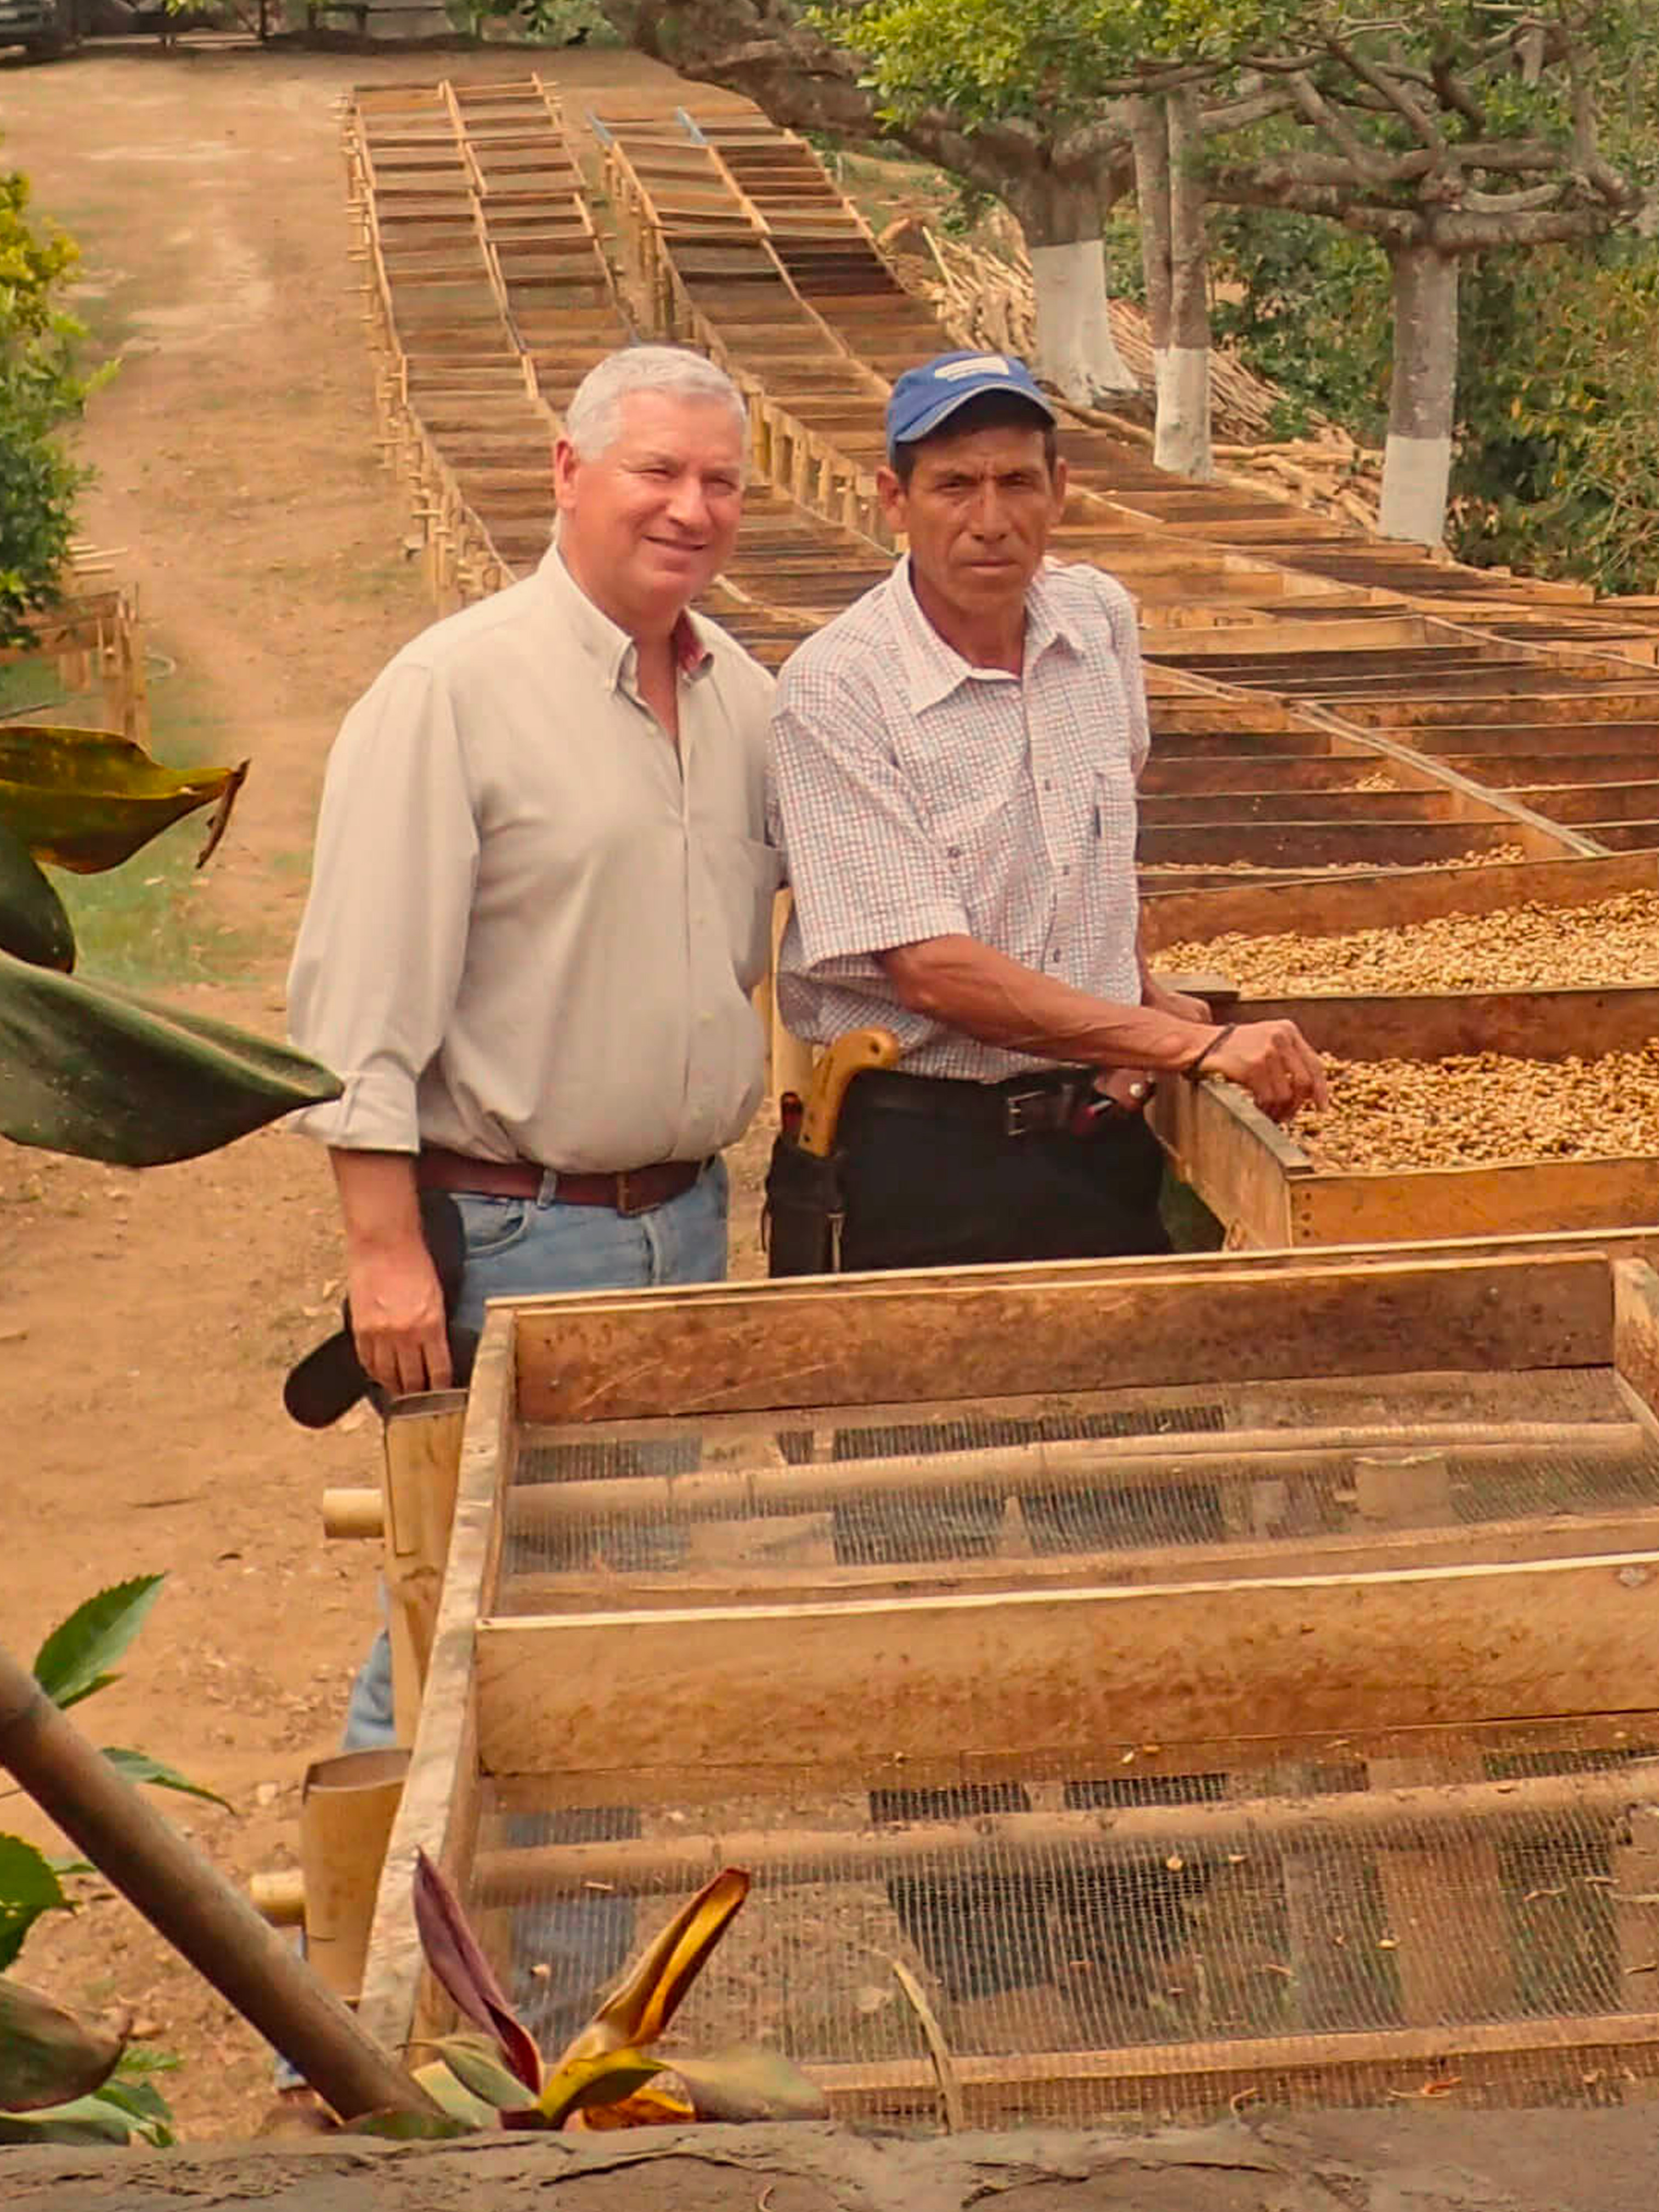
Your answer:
[32,1577,163,1711]
[98,1748,228,1810]
[0,821,72,971]
[0,725,247,874]
[0,951,341,1165]
[0,1838,67,1973]
[0,1978,126,2113]
[430,2033,538,2113]
[347,2109,476,2141]
[411,2057,501,2130]
[669,2045,830,2123]
[0,2097,134,2146]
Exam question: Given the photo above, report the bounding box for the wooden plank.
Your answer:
[472,1551,1659,1777]
[381,1392,469,1746]
[357,1309,515,2062]
[1138,852,1659,952]
[500,1502,1659,1614]
[510,1252,1616,1423]
[808,2012,1659,2122]
[1152,1066,1302,1246]
[490,1709,1659,1811]
[1137,821,1553,869]
[1291,1160,1659,1248]
[1138,789,1458,826]
[1231,987,1659,1064]
[1614,1260,1659,1430]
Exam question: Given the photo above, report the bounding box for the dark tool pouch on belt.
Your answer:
[763,1133,848,1278]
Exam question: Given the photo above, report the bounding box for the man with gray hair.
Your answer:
[287,344,777,1746]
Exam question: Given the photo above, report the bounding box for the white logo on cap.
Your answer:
[935,354,1013,380]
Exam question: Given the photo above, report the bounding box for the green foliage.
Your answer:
[806,0,1294,131]
[1209,206,1391,439]
[1452,240,1659,594]
[1,1578,215,2141]
[0,1839,65,1976]
[442,0,608,43]
[0,162,92,648]
[31,1575,164,1711]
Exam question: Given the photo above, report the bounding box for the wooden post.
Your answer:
[382,1391,469,1746]
[298,1748,411,2001]
[769,889,815,1104]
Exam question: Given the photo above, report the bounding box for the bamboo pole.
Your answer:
[505,1420,1648,1534]
[470,1757,1659,1903]
[0,1644,432,2121]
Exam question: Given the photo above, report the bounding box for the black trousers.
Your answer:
[837,1077,1170,1273]
[831,1081,1182,2002]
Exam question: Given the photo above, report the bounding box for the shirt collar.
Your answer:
[536,542,714,690]
[884,556,1081,712]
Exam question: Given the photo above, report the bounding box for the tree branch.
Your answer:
[1325,34,1446,148]
[1284,69,1398,182]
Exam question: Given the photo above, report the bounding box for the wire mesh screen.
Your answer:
[466,1729,1659,2125]
[471,1365,1659,2121]
[498,1368,1659,1601]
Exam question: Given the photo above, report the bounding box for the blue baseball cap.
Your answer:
[885,351,1057,456]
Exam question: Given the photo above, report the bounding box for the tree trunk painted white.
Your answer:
[1017,177,1136,401]
[1379,243,1459,545]
[1161,86,1213,479]
[1130,92,1213,479]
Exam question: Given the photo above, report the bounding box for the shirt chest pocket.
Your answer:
[1091,759,1139,875]
[701,833,783,991]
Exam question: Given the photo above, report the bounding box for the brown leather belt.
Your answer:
[416,1146,705,1217]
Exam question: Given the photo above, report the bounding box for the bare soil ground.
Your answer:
[0,37,770,2141]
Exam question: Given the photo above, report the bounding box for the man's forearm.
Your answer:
[880,935,1214,1071]
[330,1148,426,1256]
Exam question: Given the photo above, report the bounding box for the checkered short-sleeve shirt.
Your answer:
[767,558,1149,1081]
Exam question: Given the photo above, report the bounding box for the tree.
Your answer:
[604,2,1657,543]
[0,160,92,647]
[1200,4,1659,540]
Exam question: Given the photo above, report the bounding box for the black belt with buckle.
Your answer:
[849,1066,1107,1141]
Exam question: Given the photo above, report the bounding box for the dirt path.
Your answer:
[0,39,760,2140]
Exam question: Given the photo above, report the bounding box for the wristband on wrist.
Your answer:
[1184,1023,1237,1079]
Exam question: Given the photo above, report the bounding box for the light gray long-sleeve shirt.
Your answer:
[287,546,779,1172]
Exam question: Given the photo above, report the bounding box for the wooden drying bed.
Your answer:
[353,1234,1659,2120]
[1152,979,1659,1245]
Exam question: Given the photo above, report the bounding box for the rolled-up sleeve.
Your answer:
[769,667,968,976]
[286,661,479,1150]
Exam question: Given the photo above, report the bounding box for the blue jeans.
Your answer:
[342,1157,729,1750]
[339,1159,730,2051]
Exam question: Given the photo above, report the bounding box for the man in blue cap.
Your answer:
[766,350,1325,2045]
[770,349,1323,1276]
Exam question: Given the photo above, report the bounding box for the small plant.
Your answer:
[0,1579,224,2145]
[349,1855,827,2136]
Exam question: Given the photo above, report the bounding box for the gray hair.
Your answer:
[564,346,747,464]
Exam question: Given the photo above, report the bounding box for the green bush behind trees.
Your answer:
[0,159,93,648]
